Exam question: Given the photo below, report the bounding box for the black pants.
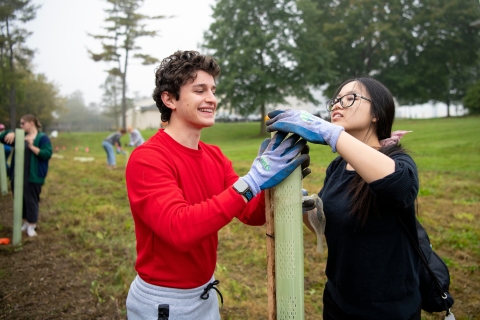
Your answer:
[11,180,42,224]
[323,286,421,320]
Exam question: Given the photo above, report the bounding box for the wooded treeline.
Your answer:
[1,0,479,133]
[204,0,480,135]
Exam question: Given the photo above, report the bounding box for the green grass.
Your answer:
[8,116,480,319]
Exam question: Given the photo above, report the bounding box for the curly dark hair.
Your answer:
[152,50,221,122]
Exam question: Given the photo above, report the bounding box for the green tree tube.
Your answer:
[274,166,304,319]
[12,129,25,246]
[0,143,7,195]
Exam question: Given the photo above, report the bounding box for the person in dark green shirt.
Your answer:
[0,114,52,237]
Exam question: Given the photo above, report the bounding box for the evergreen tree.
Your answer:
[0,0,39,128]
[88,0,166,129]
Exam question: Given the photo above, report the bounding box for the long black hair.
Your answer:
[332,77,406,224]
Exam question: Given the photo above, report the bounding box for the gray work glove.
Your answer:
[302,193,326,253]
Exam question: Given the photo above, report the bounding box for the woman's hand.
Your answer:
[24,135,35,147]
[266,109,344,152]
[4,132,15,144]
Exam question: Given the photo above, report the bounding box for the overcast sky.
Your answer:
[26,0,216,105]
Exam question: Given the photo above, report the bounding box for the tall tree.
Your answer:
[18,73,64,130]
[311,0,417,97]
[380,0,480,116]
[0,0,39,129]
[203,0,333,135]
[88,0,166,129]
[463,80,480,115]
[310,0,480,114]
[1,70,64,130]
[56,91,112,132]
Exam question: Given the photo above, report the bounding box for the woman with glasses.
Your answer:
[0,114,52,237]
[266,77,421,320]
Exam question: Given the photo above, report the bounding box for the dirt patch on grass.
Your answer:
[0,195,122,320]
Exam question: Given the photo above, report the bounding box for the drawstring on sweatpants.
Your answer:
[200,280,223,309]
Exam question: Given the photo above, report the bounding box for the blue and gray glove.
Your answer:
[266,109,344,152]
[242,132,309,196]
[259,137,311,179]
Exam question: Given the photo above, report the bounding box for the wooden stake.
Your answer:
[265,188,276,320]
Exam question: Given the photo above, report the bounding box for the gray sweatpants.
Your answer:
[126,275,221,320]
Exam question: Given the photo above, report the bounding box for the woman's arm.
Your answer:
[2,132,15,145]
[335,131,395,183]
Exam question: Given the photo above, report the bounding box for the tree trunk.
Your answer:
[446,98,451,118]
[260,103,267,135]
[6,17,17,129]
[113,80,120,129]
[9,86,16,129]
[121,46,130,130]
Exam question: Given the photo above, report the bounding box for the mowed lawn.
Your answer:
[1,116,479,319]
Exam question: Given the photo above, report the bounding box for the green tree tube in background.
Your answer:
[0,142,7,195]
[12,129,25,246]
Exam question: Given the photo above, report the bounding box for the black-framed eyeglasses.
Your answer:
[326,93,372,112]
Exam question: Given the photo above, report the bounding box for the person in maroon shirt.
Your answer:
[125,50,310,319]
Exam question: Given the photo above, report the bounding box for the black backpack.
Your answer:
[397,216,454,315]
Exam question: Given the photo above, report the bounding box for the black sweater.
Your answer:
[319,153,421,319]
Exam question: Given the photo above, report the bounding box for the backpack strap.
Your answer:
[395,214,448,299]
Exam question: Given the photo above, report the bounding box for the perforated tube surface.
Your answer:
[274,167,304,320]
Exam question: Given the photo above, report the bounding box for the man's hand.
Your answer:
[241,132,309,196]
[300,144,311,179]
[260,137,311,180]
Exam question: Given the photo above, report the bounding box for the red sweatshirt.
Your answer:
[126,129,266,288]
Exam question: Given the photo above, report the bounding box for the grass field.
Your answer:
[0,116,479,319]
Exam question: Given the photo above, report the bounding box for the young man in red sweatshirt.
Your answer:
[125,50,309,319]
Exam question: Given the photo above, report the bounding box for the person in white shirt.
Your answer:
[127,126,145,147]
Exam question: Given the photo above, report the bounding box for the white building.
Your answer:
[125,98,162,130]
[270,89,468,120]
[395,102,468,119]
